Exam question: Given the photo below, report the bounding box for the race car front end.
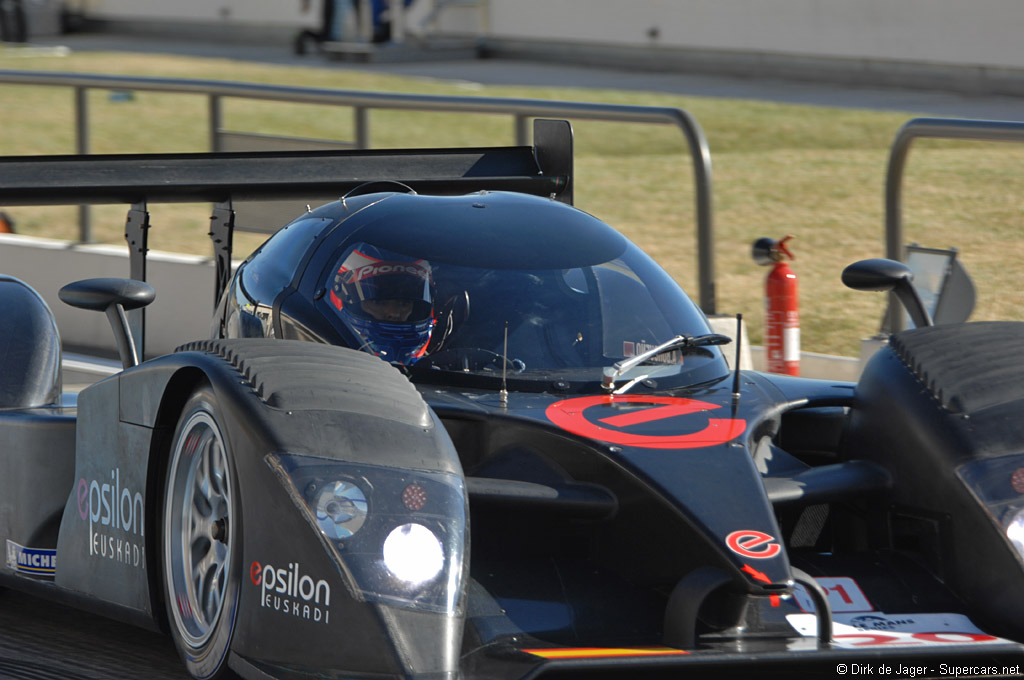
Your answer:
[153,340,471,680]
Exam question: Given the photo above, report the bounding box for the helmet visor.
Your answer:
[335,250,433,324]
[328,244,435,365]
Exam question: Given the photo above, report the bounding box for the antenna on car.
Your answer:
[500,322,509,408]
[340,180,417,207]
[732,313,743,401]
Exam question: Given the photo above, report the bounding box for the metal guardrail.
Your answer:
[884,117,1024,332]
[0,69,718,313]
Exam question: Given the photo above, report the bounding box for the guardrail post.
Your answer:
[354,106,370,149]
[885,117,1024,333]
[209,94,223,152]
[669,108,716,315]
[74,85,91,242]
[514,114,530,146]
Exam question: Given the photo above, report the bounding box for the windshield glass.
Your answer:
[323,237,728,389]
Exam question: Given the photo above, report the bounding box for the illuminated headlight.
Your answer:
[314,480,368,540]
[267,453,467,615]
[1007,508,1024,556]
[383,523,444,585]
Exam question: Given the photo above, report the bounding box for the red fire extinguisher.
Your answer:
[752,235,799,376]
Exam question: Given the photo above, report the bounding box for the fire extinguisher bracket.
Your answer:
[751,235,794,266]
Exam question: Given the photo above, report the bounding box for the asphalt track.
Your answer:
[4,30,1024,680]
[0,589,187,679]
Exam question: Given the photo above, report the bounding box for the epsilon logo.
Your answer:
[726,530,781,559]
[545,395,746,450]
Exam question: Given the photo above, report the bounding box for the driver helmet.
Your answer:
[329,244,435,365]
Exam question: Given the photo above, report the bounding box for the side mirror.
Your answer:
[841,259,932,329]
[59,278,155,368]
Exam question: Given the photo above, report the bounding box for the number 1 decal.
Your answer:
[793,576,872,613]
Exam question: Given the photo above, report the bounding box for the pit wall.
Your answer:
[65,0,1024,94]
[0,233,215,359]
[486,0,1024,71]
[480,0,1024,95]
[74,0,1024,71]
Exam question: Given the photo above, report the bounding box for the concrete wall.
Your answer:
[67,0,1024,93]
[486,0,1024,71]
[83,0,309,27]
[76,0,480,35]
[0,234,218,358]
[74,0,1024,72]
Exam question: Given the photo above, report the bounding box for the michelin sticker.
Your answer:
[6,539,56,577]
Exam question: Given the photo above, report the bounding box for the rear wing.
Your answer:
[0,117,572,300]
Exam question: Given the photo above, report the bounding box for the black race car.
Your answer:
[2,120,1024,679]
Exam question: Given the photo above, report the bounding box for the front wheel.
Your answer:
[163,384,240,679]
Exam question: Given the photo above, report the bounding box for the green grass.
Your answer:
[3,48,1023,357]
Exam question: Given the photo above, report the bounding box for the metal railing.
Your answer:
[884,117,1024,331]
[0,69,718,313]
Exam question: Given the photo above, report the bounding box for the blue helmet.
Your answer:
[329,244,435,365]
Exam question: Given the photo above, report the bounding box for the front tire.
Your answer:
[164,384,240,679]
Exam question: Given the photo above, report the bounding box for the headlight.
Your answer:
[314,480,368,540]
[383,523,444,585]
[267,453,467,615]
[959,454,1024,560]
[1006,508,1024,556]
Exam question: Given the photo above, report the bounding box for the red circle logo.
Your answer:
[403,483,428,511]
[726,530,781,559]
[545,395,746,450]
[1011,468,1024,495]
